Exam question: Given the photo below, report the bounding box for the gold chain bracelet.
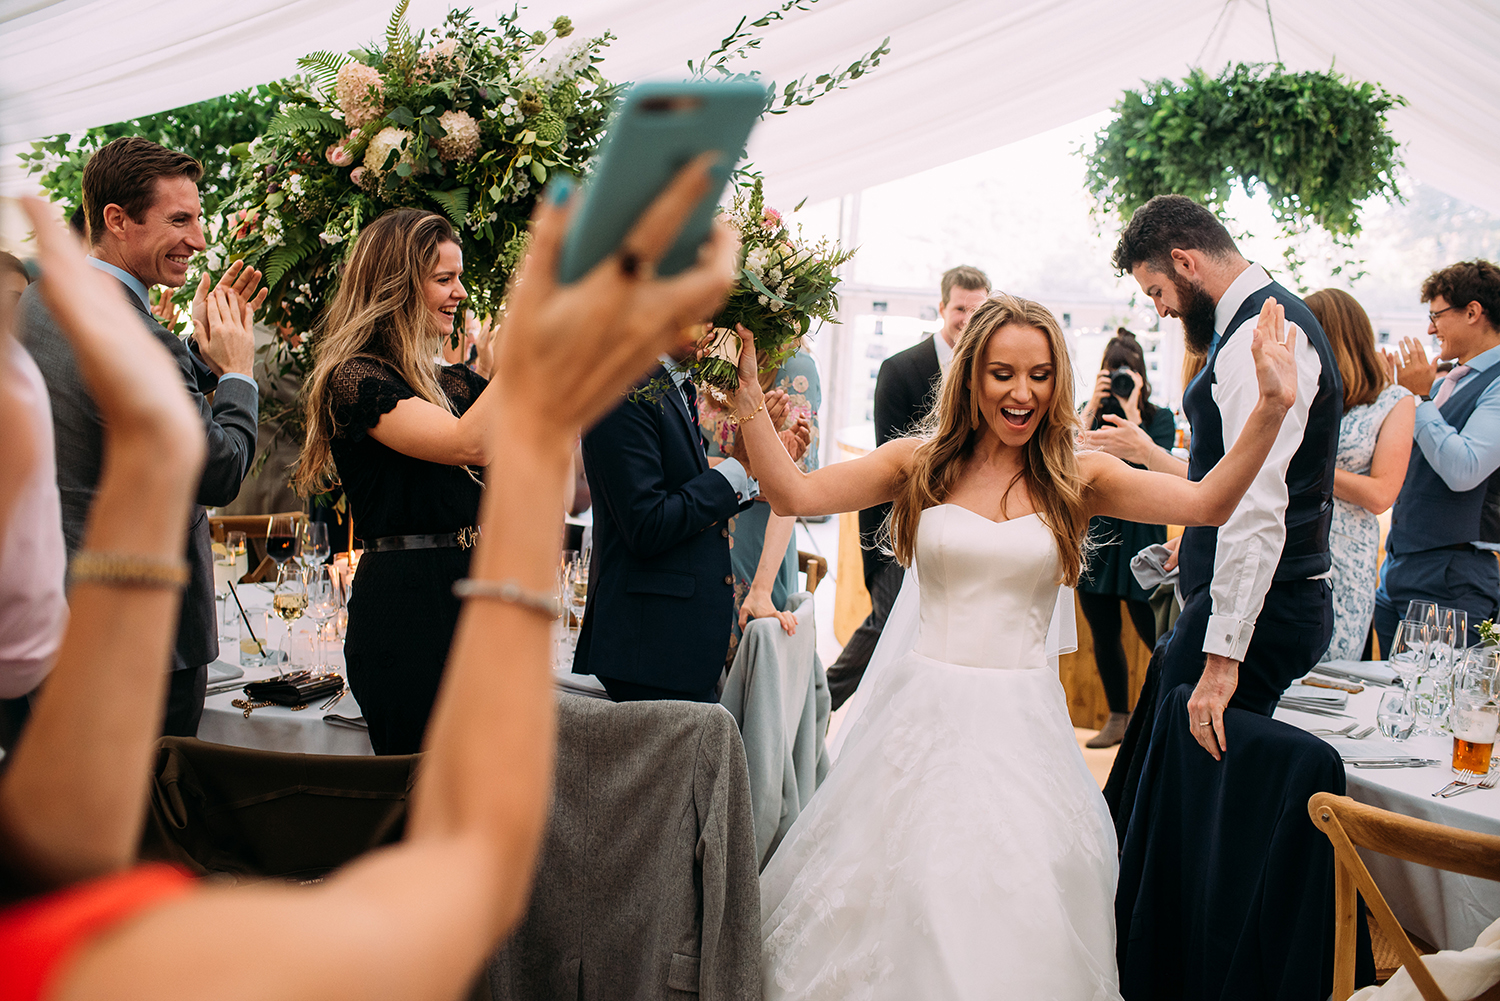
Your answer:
[70,551,190,589]
[452,578,563,620]
[731,399,766,427]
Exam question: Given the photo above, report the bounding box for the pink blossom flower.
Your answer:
[761,207,782,230]
[326,140,354,167]
[349,166,367,187]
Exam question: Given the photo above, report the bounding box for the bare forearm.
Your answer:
[406,417,565,937]
[1332,468,1400,515]
[749,509,796,596]
[1144,443,1189,477]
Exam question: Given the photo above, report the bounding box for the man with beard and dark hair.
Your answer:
[1112,194,1342,754]
[1108,195,1346,999]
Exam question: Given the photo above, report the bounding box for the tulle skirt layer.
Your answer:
[760,651,1122,1001]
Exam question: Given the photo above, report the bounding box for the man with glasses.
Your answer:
[1377,260,1500,652]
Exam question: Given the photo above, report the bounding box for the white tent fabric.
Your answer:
[2,0,1497,213]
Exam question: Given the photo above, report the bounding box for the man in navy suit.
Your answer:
[575,345,809,702]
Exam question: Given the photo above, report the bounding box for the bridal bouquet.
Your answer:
[217,1,618,333]
[689,178,855,399]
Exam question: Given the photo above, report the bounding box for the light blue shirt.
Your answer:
[1414,343,1500,496]
[85,257,256,390]
[661,357,758,503]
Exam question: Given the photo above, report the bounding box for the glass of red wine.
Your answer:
[266,514,300,582]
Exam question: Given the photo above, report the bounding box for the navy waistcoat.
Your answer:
[1387,363,1500,555]
[1178,279,1343,595]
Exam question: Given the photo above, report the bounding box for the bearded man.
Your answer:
[1113,194,1342,759]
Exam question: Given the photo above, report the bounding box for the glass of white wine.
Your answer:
[271,565,308,672]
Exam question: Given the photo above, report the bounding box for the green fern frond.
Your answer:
[297,50,351,98]
[262,240,315,289]
[428,187,470,229]
[264,106,344,139]
[386,0,411,55]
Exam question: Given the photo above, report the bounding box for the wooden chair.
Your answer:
[1309,792,1500,1000]
[797,551,827,594]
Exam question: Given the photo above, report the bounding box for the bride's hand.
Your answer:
[1250,296,1298,413]
[734,323,765,415]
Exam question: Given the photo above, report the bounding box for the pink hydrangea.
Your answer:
[434,109,481,161]
[336,62,386,130]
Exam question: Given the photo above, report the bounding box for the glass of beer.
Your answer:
[1452,648,1500,777]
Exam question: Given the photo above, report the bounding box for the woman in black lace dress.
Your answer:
[298,209,501,754]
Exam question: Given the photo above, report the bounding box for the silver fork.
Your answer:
[1310,723,1357,737]
[1348,725,1377,739]
[1444,770,1500,798]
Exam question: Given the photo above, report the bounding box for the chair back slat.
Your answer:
[1324,792,1500,881]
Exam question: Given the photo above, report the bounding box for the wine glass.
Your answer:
[270,565,308,671]
[1442,606,1470,655]
[1407,600,1440,640]
[301,521,330,573]
[1416,621,1459,734]
[213,530,247,639]
[266,514,300,579]
[1376,689,1414,741]
[1388,619,1429,696]
[567,559,589,652]
[305,565,342,675]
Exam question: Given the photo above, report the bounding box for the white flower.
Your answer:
[434,109,480,161]
[364,126,415,174]
[318,230,343,246]
[286,174,305,197]
[535,40,592,87]
[745,247,771,276]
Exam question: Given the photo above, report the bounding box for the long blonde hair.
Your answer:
[296,209,459,495]
[885,294,1089,586]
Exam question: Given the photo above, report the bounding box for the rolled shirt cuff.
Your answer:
[1202,613,1253,662]
[713,457,759,503]
[216,372,257,389]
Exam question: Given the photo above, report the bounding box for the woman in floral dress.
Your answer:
[1307,289,1415,661]
[700,347,821,662]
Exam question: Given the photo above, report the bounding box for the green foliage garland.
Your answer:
[1083,62,1406,275]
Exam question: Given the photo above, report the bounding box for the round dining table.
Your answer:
[1278,661,1500,952]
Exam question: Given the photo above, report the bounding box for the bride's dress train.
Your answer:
[760,504,1122,1000]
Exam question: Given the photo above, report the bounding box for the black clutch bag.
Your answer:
[243,671,344,707]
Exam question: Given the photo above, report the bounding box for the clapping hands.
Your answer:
[1249,296,1298,413]
[191,261,266,377]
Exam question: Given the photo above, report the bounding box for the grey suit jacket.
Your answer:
[19,278,259,671]
[490,694,760,1000]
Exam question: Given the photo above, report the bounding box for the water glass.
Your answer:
[305,565,343,675]
[214,530,247,635]
[1376,689,1415,741]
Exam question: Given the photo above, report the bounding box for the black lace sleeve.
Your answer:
[329,357,415,442]
[438,364,489,416]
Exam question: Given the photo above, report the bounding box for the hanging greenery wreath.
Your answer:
[1082,62,1406,276]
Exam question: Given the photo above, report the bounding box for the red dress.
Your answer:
[0,864,194,1001]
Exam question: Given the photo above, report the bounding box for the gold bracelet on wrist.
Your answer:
[69,551,190,589]
[732,399,767,427]
[452,578,563,620]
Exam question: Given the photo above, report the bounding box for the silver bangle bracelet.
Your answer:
[452,577,563,620]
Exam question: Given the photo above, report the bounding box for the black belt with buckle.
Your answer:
[363,526,480,553]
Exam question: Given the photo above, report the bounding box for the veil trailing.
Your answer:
[827,568,1077,761]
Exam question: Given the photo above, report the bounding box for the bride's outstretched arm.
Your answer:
[1082,297,1298,525]
[732,326,915,517]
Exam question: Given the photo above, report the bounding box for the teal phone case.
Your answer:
[558,81,767,284]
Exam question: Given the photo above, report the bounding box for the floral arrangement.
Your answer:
[216,1,619,333]
[687,178,855,398]
[1478,620,1500,649]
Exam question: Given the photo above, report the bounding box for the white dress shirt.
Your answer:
[933,329,954,377]
[1202,263,1323,661]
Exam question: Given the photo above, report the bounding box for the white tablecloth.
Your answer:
[197,585,373,756]
[197,586,607,757]
[1278,672,1500,951]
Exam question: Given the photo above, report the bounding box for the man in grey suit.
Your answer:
[21,136,262,736]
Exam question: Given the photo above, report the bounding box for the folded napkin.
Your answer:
[1130,543,1179,590]
[323,714,367,730]
[1317,659,1400,686]
[206,660,244,684]
[1283,684,1349,708]
[554,669,610,700]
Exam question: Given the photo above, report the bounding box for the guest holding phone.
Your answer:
[1,155,738,999]
[1077,329,1175,747]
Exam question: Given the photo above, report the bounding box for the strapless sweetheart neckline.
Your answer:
[933,503,1040,527]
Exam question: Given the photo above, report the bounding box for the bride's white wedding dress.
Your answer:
[760,504,1122,1000]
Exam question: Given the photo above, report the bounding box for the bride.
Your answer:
[732,292,1298,999]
